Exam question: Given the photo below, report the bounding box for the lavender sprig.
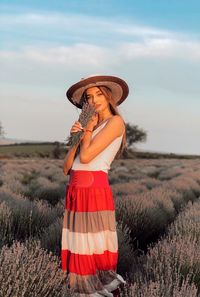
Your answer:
[66,102,96,147]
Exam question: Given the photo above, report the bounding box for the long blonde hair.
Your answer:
[74,85,127,160]
[97,86,126,159]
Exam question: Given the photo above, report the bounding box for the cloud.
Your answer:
[1,10,200,64]
[112,24,172,38]
[25,44,114,66]
[1,10,200,99]
[1,36,200,67]
[0,44,115,68]
[0,11,188,43]
[119,38,200,61]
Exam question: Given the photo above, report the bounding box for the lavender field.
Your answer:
[0,157,200,296]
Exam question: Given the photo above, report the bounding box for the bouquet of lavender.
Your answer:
[66,102,96,147]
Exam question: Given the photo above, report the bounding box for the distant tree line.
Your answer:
[125,122,147,148]
[0,121,5,137]
[0,119,147,159]
[0,120,146,148]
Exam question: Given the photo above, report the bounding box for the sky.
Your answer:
[0,0,200,155]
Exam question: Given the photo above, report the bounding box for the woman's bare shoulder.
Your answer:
[106,115,125,136]
[108,115,124,123]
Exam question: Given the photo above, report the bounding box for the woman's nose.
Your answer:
[91,98,98,104]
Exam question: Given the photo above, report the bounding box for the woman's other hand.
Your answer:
[63,165,69,175]
[63,160,71,175]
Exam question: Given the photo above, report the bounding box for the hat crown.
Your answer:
[81,74,102,80]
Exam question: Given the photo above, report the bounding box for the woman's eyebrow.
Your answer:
[87,91,102,97]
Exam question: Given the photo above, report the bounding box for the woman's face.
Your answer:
[85,86,109,112]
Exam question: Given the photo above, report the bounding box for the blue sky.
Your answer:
[1,1,200,154]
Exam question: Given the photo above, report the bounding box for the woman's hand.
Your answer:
[69,112,98,141]
[63,167,68,175]
[70,121,84,134]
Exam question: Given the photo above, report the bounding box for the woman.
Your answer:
[61,75,129,297]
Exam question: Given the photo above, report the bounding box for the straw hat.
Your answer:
[66,74,129,109]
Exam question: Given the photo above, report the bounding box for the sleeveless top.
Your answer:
[71,119,124,173]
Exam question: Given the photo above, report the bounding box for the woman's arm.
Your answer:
[80,115,125,163]
[63,118,86,175]
[63,141,80,175]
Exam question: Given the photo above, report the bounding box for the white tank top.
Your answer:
[71,119,124,173]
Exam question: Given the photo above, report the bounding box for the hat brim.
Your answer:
[66,75,129,109]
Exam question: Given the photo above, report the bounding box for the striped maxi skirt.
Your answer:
[61,169,126,296]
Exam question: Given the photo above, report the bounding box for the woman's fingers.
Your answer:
[71,126,84,132]
[76,121,83,128]
[72,121,83,129]
[70,121,84,133]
